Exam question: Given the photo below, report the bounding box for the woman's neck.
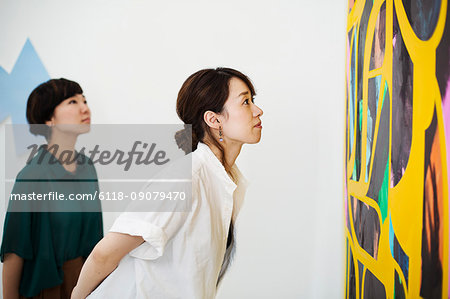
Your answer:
[206,140,242,168]
[47,132,78,172]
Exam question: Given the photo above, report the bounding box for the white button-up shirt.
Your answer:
[87,142,248,299]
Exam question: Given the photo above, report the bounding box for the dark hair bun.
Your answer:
[174,125,193,155]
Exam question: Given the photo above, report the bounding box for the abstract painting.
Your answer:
[345,0,450,297]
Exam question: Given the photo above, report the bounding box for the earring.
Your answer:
[219,126,223,142]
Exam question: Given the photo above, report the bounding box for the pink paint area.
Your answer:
[390,170,394,188]
[443,77,450,294]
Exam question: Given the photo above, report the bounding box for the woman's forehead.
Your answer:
[228,77,250,98]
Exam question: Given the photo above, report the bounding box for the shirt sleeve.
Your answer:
[0,180,34,262]
[109,180,190,260]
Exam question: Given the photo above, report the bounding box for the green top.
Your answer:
[1,145,103,297]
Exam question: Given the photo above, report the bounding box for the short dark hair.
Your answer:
[26,78,83,138]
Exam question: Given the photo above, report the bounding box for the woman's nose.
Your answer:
[81,103,90,113]
[253,105,263,117]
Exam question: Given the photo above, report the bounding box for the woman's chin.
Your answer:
[247,135,262,144]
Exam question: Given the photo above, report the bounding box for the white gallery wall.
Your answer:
[0,0,347,297]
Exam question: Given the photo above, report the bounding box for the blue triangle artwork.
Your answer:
[0,39,50,154]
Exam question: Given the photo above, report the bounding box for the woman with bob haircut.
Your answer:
[1,78,103,299]
[72,67,263,299]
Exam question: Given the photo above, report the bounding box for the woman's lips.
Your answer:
[254,121,262,128]
[82,118,91,123]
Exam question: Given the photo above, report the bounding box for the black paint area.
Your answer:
[363,269,387,299]
[351,196,381,259]
[367,82,390,202]
[391,8,413,187]
[436,0,450,103]
[348,246,357,299]
[394,271,406,299]
[401,0,441,40]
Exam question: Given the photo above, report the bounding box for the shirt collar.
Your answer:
[36,145,89,179]
[195,142,248,194]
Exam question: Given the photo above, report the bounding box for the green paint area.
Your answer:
[378,157,389,223]
[377,83,389,223]
[393,271,406,299]
[358,98,363,131]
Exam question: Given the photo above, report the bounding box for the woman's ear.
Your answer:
[203,111,221,129]
[45,118,53,126]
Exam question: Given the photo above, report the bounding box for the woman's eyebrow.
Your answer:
[236,91,249,98]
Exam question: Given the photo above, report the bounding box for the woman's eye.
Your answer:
[243,99,249,105]
[69,100,77,104]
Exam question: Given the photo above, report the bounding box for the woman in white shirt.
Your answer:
[71,67,263,299]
